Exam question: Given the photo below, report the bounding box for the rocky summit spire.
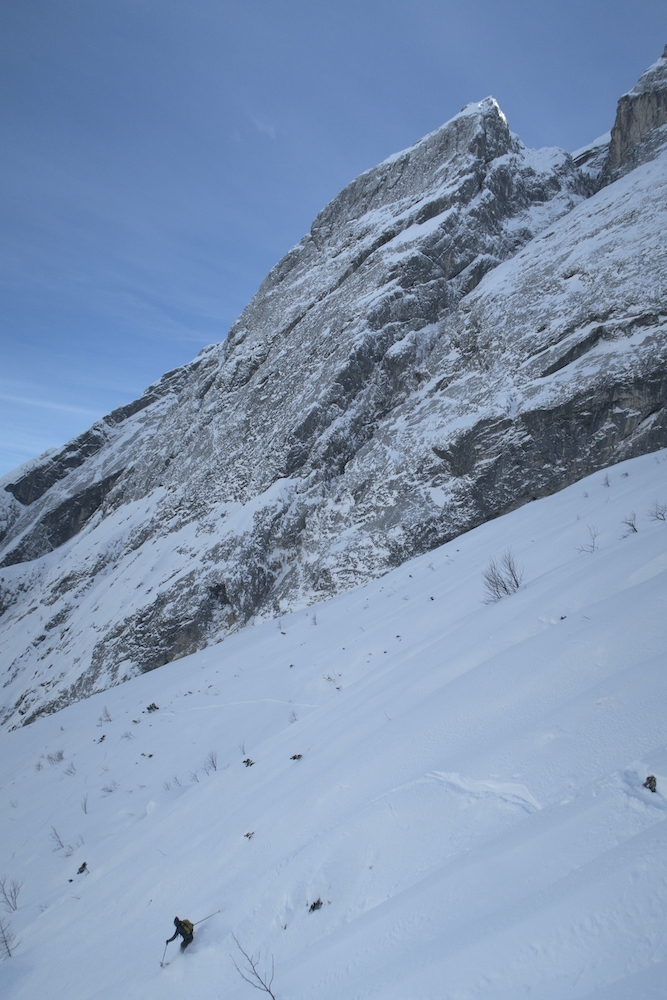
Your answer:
[606,44,667,175]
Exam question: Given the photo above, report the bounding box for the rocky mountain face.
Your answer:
[1,50,667,728]
[606,43,667,177]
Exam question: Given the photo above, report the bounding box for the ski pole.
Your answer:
[160,942,169,967]
[194,909,221,926]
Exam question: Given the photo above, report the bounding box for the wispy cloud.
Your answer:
[251,117,277,140]
[0,392,101,418]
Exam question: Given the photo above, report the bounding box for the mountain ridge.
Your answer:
[1,50,666,727]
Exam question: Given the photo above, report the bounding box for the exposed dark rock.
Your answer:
[4,428,110,506]
[1,471,123,567]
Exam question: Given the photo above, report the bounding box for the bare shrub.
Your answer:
[231,934,277,999]
[121,731,134,740]
[577,525,599,554]
[46,750,64,765]
[0,876,22,913]
[483,550,524,602]
[0,918,17,959]
[63,836,84,858]
[205,751,218,772]
[81,793,88,814]
[64,762,76,776]
[648,500,667,521]
[101,780,119,796]
[621,512,638,536]
[97,706,112,726]
[50,827,65,852]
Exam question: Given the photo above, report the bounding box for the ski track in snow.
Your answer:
[1,450,667,998]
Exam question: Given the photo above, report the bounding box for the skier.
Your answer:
[166,916,194,951]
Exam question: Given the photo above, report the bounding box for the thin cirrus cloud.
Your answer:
[251,118,277,140]
[0,382,106,477]
[0,391,100,418]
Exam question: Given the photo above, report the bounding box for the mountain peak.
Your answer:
[1,57,667,728]
[627,43,667,96]
[607,45,667,174]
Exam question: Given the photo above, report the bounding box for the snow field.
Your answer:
[1,450,667,999]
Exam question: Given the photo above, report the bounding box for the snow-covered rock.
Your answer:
[1,53,667,727]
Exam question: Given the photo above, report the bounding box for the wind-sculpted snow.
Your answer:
[1,55,667,726]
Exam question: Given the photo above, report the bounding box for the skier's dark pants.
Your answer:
[180,934,193,951]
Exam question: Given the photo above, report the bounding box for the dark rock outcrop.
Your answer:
[1,471,123,568]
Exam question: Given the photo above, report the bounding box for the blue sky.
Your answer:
[1,0,665,477]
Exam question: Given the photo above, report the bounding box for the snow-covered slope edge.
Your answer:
[1,450,667,1000]
[1,50,667,728]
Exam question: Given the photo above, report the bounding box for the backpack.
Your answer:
[181,919,194,936]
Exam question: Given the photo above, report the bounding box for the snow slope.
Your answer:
[2,450,667,999]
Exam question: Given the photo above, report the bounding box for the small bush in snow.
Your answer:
[231,934,277,1000]
[205,750,218,772]
[81,793,88,814]
[621,512,638,536]
[483,550,523,602]
[577,525,599,554]
[0,918,17,959]
[97,706,112,726]
[46,750,64,765]
[63,837,84,858]
[648,500,667,521]
[50,827,65,852]
[0,876,22,913]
